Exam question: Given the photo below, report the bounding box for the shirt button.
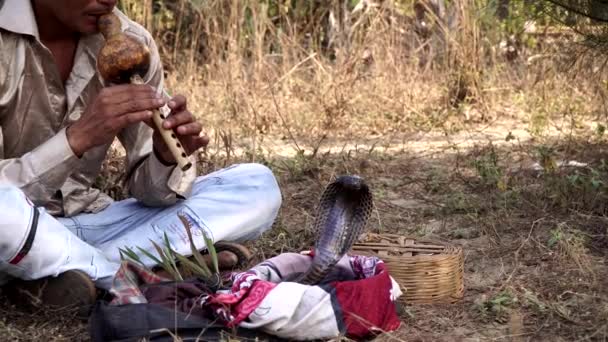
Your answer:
[69,111,81,121]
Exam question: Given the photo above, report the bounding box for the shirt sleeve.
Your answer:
[0,127,82,205]
[0,31,82,205]
[117,27,197,207]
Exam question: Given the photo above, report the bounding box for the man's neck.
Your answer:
[31,0,79,42]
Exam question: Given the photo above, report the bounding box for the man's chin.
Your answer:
[82,28,100,35]
[78,24,100,35]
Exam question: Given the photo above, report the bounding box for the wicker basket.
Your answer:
[352,233,464,304]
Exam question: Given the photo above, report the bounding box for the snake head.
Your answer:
[335,175,368,192]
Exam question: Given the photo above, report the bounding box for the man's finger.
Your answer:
[98,85,161,109]
[196,134,210,147]
[167,94,187,112]
[175,122,202,136]
[142,116,155,129]
[113,98,165,117]
[184,135,210,154]
[110,91,161,108]
[104,84,158,98]
[117,86,162,105]
[162,110,195,129]
[114,110,154,129]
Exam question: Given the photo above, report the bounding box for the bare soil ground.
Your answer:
[3,1,606,339]
[1,113,607,341]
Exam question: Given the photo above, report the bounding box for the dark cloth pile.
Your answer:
[89,251,403,341]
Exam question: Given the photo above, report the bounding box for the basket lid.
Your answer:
[353,233,459,257]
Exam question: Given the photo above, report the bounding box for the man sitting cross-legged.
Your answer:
[0,0,282,315]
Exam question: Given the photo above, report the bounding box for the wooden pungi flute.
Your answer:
[96,12,192,171]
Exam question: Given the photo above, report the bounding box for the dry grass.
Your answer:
[2,0,608,341]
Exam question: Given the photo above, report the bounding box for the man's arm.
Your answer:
[118,121,198,207]
[0,127,82,205]
[0,31,82,205]
[117,29,197,206]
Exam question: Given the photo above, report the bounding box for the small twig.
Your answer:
[261,53,318,91]
[574,323,608,342]
[497,217,544,292]
[268,83,303,154]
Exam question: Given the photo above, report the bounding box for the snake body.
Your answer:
[294,175,374,285]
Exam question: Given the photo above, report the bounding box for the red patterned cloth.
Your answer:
[202,252,403,340]
[204,270,278,325]
[109,261,169,305]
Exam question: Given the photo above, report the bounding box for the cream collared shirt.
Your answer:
[0,1,196,217]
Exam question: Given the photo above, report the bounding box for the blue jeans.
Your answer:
[0,163,282,289]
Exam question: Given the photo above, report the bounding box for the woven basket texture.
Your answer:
[352,233,464,304]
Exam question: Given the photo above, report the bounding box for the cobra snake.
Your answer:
[290,175,374,285]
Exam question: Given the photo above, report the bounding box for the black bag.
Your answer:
[88,279,285,342]
[89,301,285,342]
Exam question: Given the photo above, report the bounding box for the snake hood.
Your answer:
[293,175,374,285]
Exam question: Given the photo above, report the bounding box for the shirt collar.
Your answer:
[0,0,39,38]
[0,0,129,40]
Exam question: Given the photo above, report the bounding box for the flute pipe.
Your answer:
[130,75,192,171]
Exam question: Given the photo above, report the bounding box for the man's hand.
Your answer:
[150,94,209,165]
[66,84,163,157]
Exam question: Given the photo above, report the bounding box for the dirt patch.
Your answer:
[2,121,608,341]
[0,294,88,341]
